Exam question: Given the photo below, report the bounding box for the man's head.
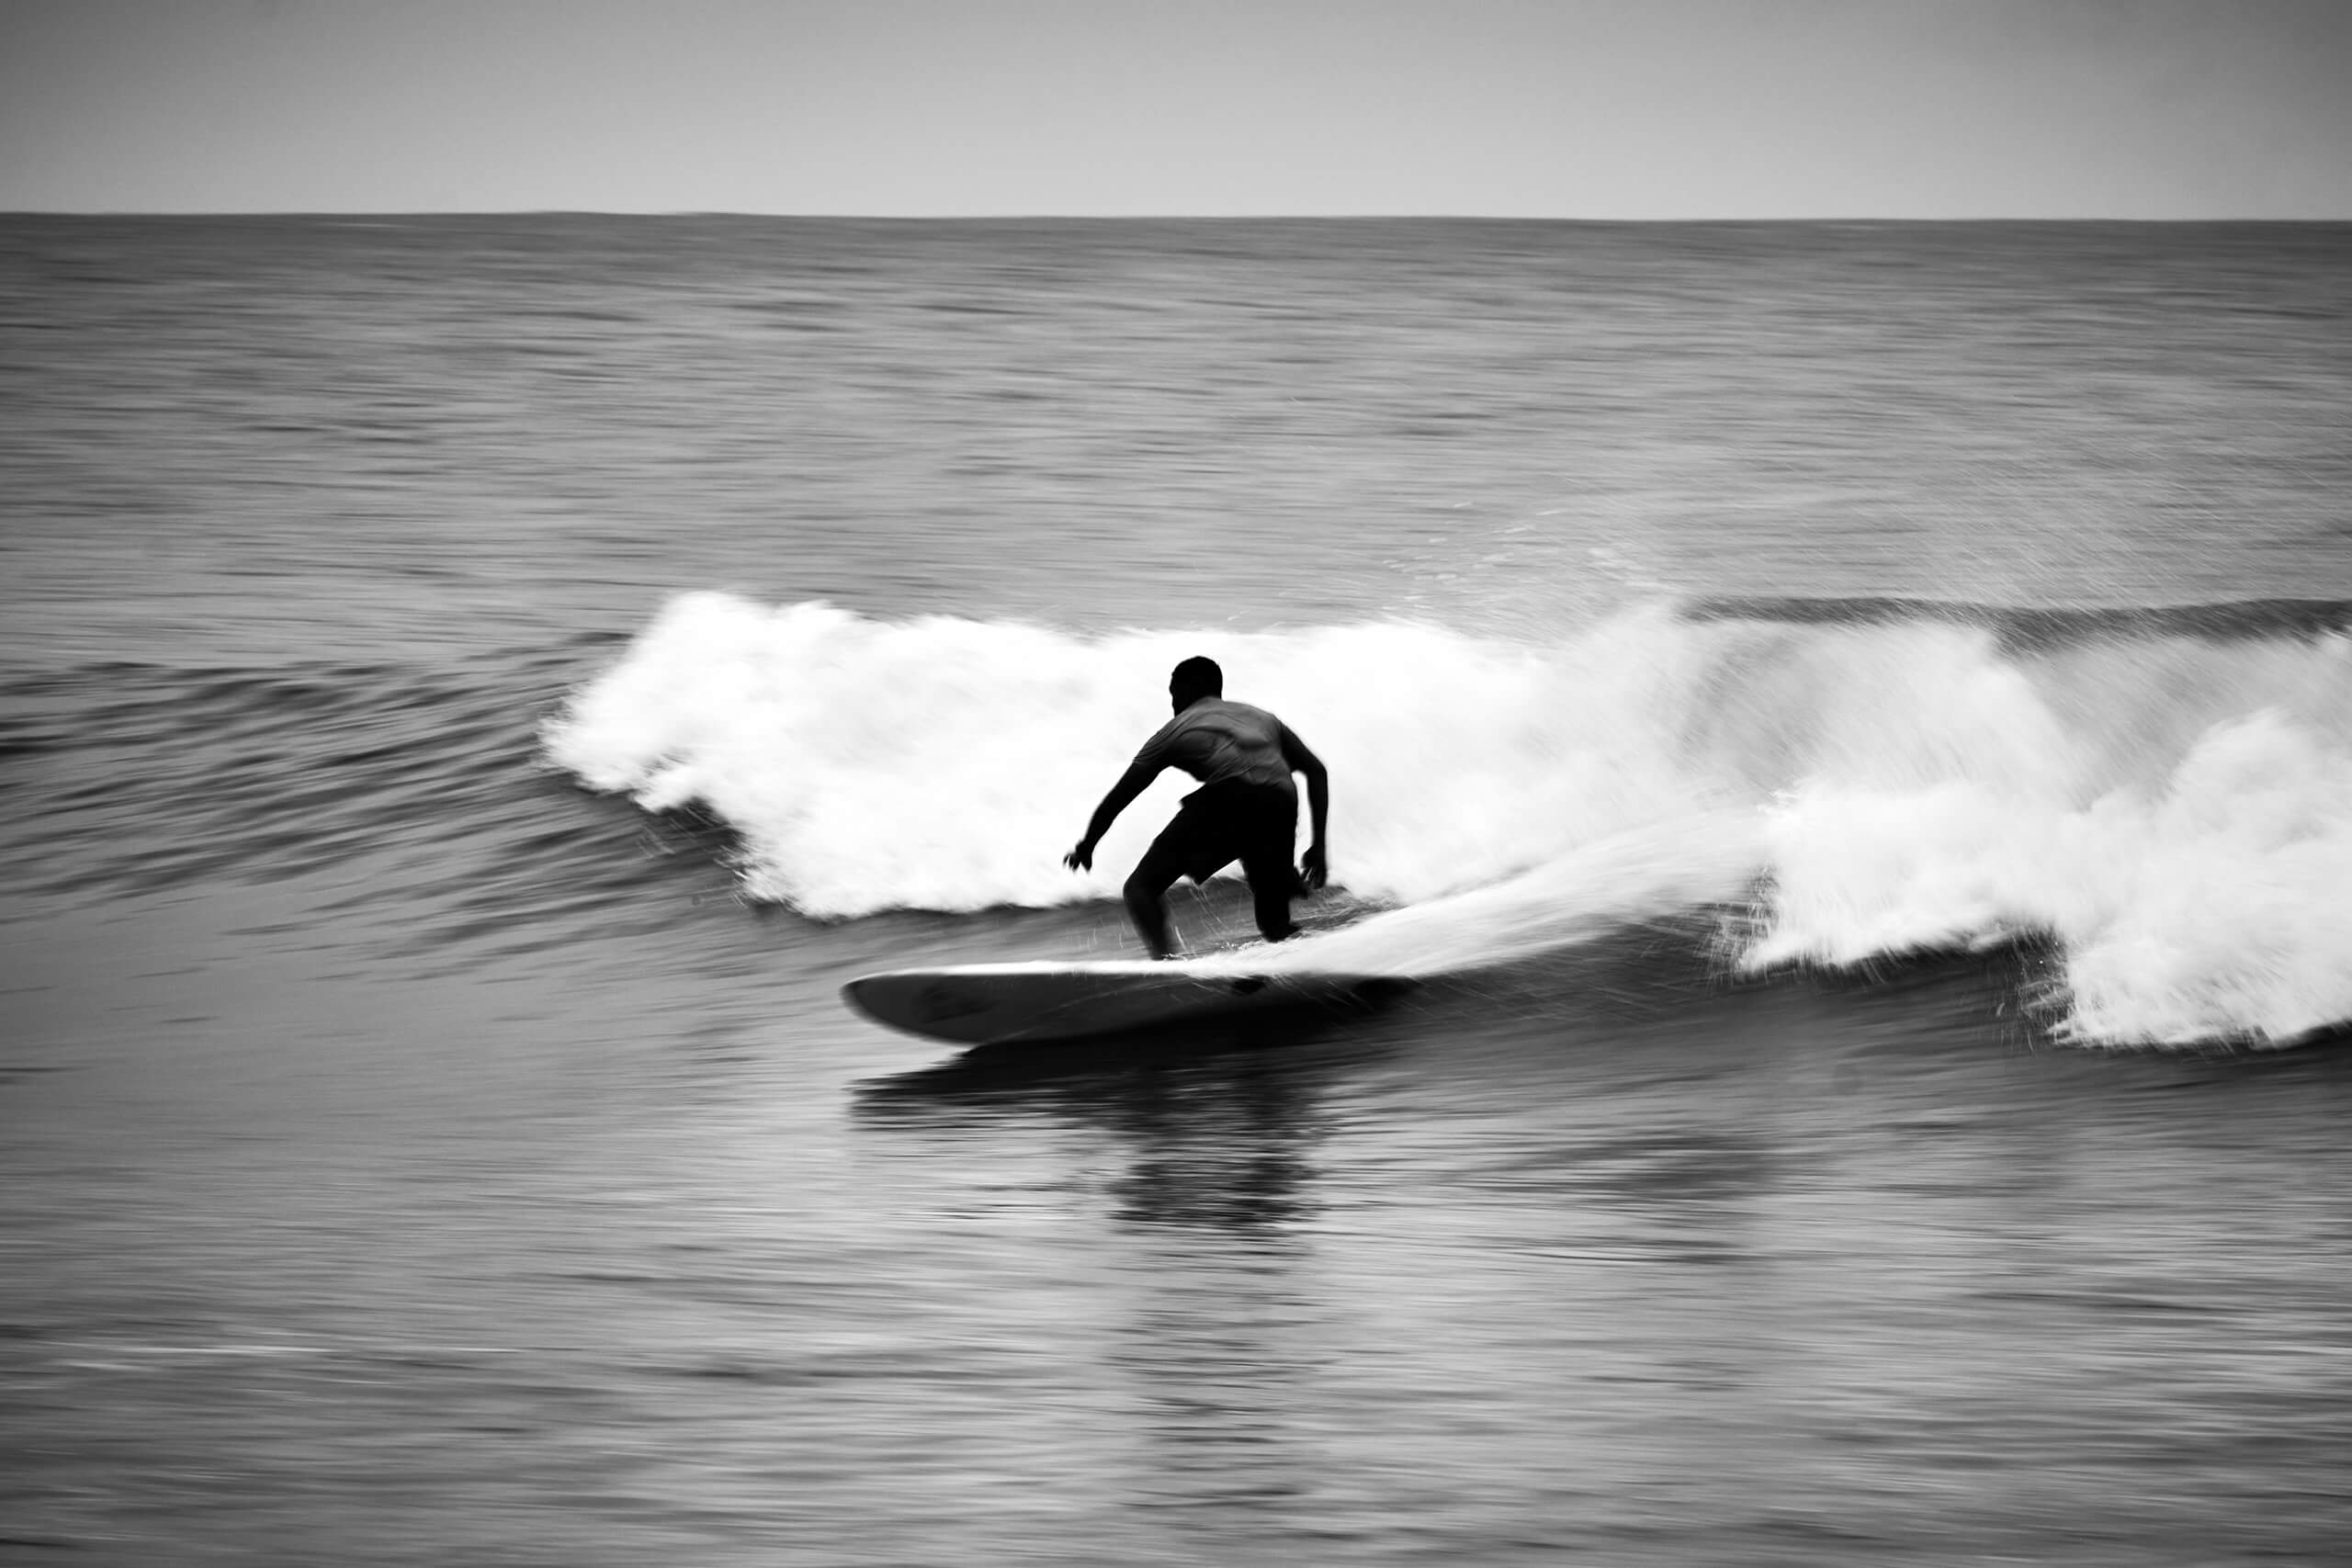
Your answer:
[1169,655,1223,711]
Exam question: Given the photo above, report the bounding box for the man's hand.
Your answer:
[1299,842,1328,892]
[1064,840,1096,873]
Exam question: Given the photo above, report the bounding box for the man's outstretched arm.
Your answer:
[1282,730,1330,889]
[1065,761,1161,871]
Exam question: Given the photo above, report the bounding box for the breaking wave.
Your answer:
[548,592,2352,1048]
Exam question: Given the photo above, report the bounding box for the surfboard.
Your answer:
[842,959,1411,1046]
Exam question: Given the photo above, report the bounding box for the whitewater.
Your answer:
[549,591,2352,1048]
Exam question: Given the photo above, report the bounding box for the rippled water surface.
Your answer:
[5,217,2352,1564]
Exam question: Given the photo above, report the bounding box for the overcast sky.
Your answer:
[4,0,2348,217]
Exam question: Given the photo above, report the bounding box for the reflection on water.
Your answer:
[858,1023,1367,1547]
[860,1021,1366,1225]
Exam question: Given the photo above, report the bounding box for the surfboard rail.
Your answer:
[842,959,1410,1045]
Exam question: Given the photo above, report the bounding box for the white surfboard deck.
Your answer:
[842,958,1410,1046]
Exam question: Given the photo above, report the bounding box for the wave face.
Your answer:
[548,592,2352,1048]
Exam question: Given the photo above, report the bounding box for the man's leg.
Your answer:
[1238,785,1303,943]
[1124,835,1189,960]
[1243,860,1298,943]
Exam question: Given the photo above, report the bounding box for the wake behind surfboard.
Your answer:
[842,959,1412,1046]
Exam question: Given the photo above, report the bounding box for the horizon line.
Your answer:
[6,210,2348,225]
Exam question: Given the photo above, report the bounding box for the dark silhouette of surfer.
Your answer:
[1065,656,1329,959]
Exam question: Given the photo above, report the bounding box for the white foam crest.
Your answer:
[1742,635,2352,1045]
[2054,712,2352,1045]
[545,593,1733,919]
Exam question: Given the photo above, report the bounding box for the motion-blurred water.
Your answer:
[5,216,2352,1564]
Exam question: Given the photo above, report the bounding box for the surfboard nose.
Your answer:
[840,975,894,1026]
[844,971,1002,1037]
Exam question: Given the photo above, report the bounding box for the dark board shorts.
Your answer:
[1134,778,1300,891]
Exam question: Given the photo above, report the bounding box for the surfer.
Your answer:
[1064,656,1329,959]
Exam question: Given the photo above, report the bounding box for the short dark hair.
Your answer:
[1170,656,1223,697]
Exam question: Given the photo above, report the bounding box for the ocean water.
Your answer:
[5,215,2352,1564]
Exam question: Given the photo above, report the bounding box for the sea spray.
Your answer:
[1212,810,1766,979]
[549,592,2352,1046]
